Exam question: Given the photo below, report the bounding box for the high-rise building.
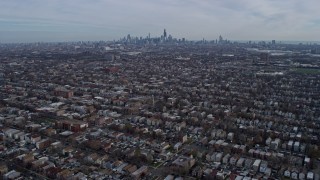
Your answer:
[219,35,223,43]
[272,40,276,45]
[163,29,167,39]
[127,34,131,42]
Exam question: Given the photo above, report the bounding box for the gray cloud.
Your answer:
[0,0,319,42]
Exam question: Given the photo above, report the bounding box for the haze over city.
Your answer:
[1,0,320,43]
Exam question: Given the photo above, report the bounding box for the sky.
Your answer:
[0,0,320,43]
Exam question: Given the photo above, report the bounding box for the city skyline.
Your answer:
[1,0,320,43]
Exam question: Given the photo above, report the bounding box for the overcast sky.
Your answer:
[0,0,320,43]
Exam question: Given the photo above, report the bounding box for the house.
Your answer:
[55,119,88,132]
[57,169,74,179]
[215,152,223,162]
[265,152,272,160]
[0,164,8,175]
[282,142,287,149]
[192,166,203,178]
[299,172,306,180]
[300,144,306,153]
[174,142,182,151]
[26,124,42,132]
[259,161,268,173]
[182,135,188,143]
[259,151,266,159]
[72,172,87,180]
[253,159,261,172]
[31,157,49,169]
[248,149,255,156]
[22,154,35,164]
[4,129,20,139]
[96,155,109,165]
[253,149,259,157]
[31,134,41,144]
[307,172,314,180]
[294,142,300,152]
[291,171,298,180]
[115,163,129,173]
[0,134,5,142]
[230,156,239,165]
[211,129,217,138]
[227,132,234,141]
[239,145,246,153]
[3,170,21,179]
[164,175,174,180]
[51,141,62,149]
[86,153,99,164]
[62,146,74,156]
[207,152,215,162]
[216,170,231,180]
[201,137,208,145]
[270,138,280,150]
[304,157,311,167]
[13,131,25,140]
[132,166,148,179]
[124,165,137,174]
[36,139,51,149]
[206,153,212,162]
[172,156,196,169]
[161,142,170,150]
[216,129,227,139]
[216,171,225,180]
[203,168,213,176]
[209,140,216,146]
[284,170,291,178]
[245,159,253,168]
[288,140,294,151]
[265,137,272,146]
[24,133,31,143]
[265,168,272,176]
[223,154,231,164]
[236,158,245,168]
[54,88,73,98]
[215,140,224,148]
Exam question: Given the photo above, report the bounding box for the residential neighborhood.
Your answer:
[0,39,320,179]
